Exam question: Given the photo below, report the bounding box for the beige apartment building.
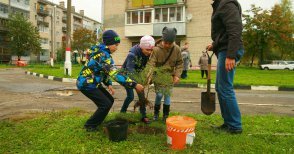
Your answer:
[0,0,101,63]
[103,0,215,66]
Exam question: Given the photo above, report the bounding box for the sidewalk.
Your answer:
[25,71,294,91]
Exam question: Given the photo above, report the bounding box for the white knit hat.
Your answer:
[139,35,155,49]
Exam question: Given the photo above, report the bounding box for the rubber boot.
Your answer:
[153,104,161,121]
[162,104,170,123]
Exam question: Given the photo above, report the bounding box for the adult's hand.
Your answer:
[108,85,115,95]
[173,76,180,84]
[135,84,144,93]
[225,58,235,72]
[206,44,213,51]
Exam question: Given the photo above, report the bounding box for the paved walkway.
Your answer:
[0,68,293,120]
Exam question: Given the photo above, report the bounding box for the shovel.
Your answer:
[201,51,215,115]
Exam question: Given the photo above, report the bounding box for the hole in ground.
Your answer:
[136,125,165,135]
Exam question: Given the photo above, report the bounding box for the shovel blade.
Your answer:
[201,92,216,115]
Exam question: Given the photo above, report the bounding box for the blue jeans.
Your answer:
[155,88,172,105]
[216,49,244,130]
[120,87,147,118]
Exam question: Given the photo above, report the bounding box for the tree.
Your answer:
[7,13,41,61]
[270,0,294,60]
[72,28,96,63]
[243,5,271,65]
[243,1,294,66]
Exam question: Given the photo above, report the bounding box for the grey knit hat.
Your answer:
[162,27,177,42]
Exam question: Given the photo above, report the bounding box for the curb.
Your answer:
[25,71,293,91]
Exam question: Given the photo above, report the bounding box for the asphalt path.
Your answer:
[0,68,293,120]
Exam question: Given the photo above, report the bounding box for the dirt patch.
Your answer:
[136,125,165,134]
[7,112,43,122]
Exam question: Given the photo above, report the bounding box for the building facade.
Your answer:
[103,0,215,66]
[0,0,101,63]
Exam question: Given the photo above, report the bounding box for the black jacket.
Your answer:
[211,0,243,58]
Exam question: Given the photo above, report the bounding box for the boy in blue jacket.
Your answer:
[77,30,144,131]
[120,35,155,124]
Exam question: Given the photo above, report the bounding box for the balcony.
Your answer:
[125,5,186,37]
[125,22,186,37]
[10,0,30,11]
[37,9,49,16]
[0,19,8,31]
[125,24,153,37]
[62,27,67,32]
[154,0,178,5]
[41,44,50,50]
[37,21,49,27]
[153,22,186,36]
[62,17,67,22]
[0,5,9,19]
[128,0,185,9]
[74,21,83,26]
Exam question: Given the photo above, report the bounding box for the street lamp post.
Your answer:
[64,0,72,76]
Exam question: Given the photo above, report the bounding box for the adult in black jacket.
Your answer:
[207,0,244,134]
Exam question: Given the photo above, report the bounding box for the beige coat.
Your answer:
[147,42,183,78]
[198,54,208,70]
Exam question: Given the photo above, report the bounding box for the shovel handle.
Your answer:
[205,50,214,93]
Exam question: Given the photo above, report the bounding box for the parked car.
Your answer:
[260,60,294,70]
[286,61,294,64]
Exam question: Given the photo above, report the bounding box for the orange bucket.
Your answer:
[166,116,197,150]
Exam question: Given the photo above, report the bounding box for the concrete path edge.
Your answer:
[25,71,294,91]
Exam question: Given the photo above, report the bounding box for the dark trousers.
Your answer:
[121,87,147,118]
[81,87,114,128]
[201,70,208,78]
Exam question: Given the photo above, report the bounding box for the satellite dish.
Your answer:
[186,13,193,21]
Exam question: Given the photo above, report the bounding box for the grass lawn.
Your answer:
[1,63,294,87]
[0,64,17,69]
[0,109,293,153]
[180,67,294,88]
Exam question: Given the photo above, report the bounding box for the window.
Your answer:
[139,11,144,23]
[162,8,168,22]
[176,7,183,21]
[154,6,184,23]
[40,38,49,44]
[169,7,176,22]
[38,25,49,33]
[126,12,131,24]
[155,8,161,22]
[132,11,138,24]
[56,42,61,48]
[126,9,152,24]
[0,5,8,14]
[145,11,151,23]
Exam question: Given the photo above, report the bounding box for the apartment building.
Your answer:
[0,0,31,62]
[103,0,215,65]
[0,0,101,63]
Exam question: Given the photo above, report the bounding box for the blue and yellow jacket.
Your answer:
[76,44,137,90]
